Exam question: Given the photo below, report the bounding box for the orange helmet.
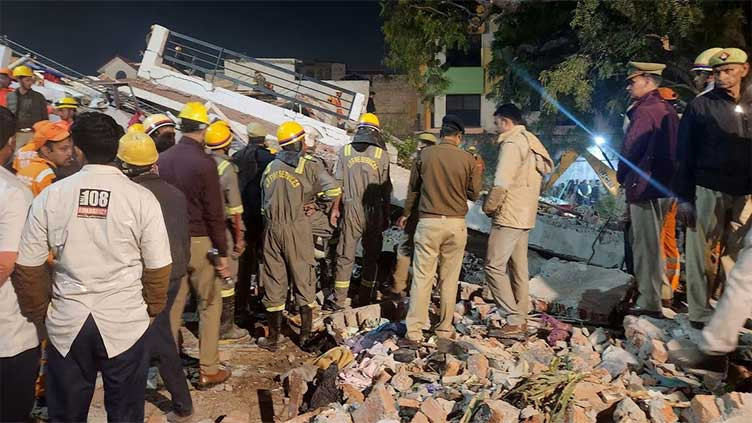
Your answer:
[657,87,678,101]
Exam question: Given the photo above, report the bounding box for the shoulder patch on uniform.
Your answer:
[77,188,111,219]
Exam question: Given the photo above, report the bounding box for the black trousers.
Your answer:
[147,277,193,416]
[0,346,40,422]
[47,315,149,423]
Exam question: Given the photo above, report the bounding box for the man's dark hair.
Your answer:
[70,112,124,164]
[0,106,16,150]
[493,103,526,126]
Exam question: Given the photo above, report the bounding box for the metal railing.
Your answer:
[0,35,164,116]
[162,29,359,122]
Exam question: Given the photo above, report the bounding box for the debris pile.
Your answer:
[277,292,752,422]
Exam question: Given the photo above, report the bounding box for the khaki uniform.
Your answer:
[261,152,340,311]
[211,152,245,281]
[404,142,483,341]
[333,137,391,300]
[483,126,552,326]
[686,187,752,321]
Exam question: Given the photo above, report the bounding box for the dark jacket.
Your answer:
[6,89,48,130]
[675,88,752,202]
[617,90,679,203]
[133,173,190,281]
[158,136,228,255]
[405,141,483,218]
[233,143,276,227]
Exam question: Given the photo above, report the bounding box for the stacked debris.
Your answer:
[278,287,752,422]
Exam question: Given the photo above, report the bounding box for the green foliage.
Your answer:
[392,135,418,169]
[381,0,472,100]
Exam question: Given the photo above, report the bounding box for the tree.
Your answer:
[381,0,479,129]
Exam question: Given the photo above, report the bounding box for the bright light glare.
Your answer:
[594,136,606,146]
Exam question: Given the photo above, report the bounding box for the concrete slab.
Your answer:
[529,258,633,325]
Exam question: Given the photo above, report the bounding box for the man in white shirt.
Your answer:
[12,112,172,422]
[0,106,40,422]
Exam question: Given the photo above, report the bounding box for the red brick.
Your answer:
[411,411,430,423]
[467,354,489,380]
[419,397,448,423]
[342,383,364,404]
[398,397,421,409]
[351,384,399,423]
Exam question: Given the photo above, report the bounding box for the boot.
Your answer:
[220,293,249,343]
[257,311,282,352]
[298,306,313,350]
[358,283,374,307]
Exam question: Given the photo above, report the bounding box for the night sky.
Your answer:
[0,0,386,75]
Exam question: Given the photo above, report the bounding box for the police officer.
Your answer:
[391,132,437,298]
[115,131,194,421]
[676,48,752,329]
[12,112,172,421]
[205,120,250,342]
[234,122,276,324]
[403,115,483,344]
[330,113,392,309]
[691,47,723,94]
[257,121,341,352]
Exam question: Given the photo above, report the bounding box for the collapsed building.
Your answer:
[3,25,749,423]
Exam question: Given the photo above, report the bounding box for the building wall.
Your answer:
[99,59,137,80]
[370,74,419,137]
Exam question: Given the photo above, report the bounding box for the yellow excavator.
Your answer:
[542,148,620,198]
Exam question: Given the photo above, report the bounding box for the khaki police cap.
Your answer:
[246,122,267,138]
[709,48,748,67]
[692,48,723,72]
[626,62,666,80]
[417,132,438,144]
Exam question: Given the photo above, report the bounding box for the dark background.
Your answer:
[0,0,387,74]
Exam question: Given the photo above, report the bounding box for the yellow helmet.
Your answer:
[276,121,305,147]
[117,132,158,166]
[692,47,724,72]
[358,113,380,131]
[55,97,78,110]
[142,113,175,135]
[12,65,33,78]
[127,123,145,133]
[205,121,233,150]
[178,102,209,125]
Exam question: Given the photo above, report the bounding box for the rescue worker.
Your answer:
[143,113,177,153]
[159,102,232,388]
[676,48,752,329]
[53,97,78,127]
[403,115,483,344]
[205,120,250,342]
[6,65,48,150]
[330,113,391,310]
[618,62,680,318]
[0,68,12,107]
[257,121,341,352]
[0,106,39,422]
[483,104,553,338]
[14,120,74,196]
[391,132,438,298]
[115,131,194,421]
[691,47,724,93]
[12,112,172,422]
[234,122,276,324]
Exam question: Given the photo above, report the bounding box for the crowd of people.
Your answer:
[0,45,750,422]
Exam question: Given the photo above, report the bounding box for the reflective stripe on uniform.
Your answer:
[344,144,352,157]
[221,287,235,298]
[317,187,342,198]
[226,205,244,215]
[217,160,231,176]
[361,280,376,288]
[334,280,350,289]
[35,167,55,183]
[266,304,285,312]
[373,148,382,159]
[295,158,306,174]
[307,302,317,309]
